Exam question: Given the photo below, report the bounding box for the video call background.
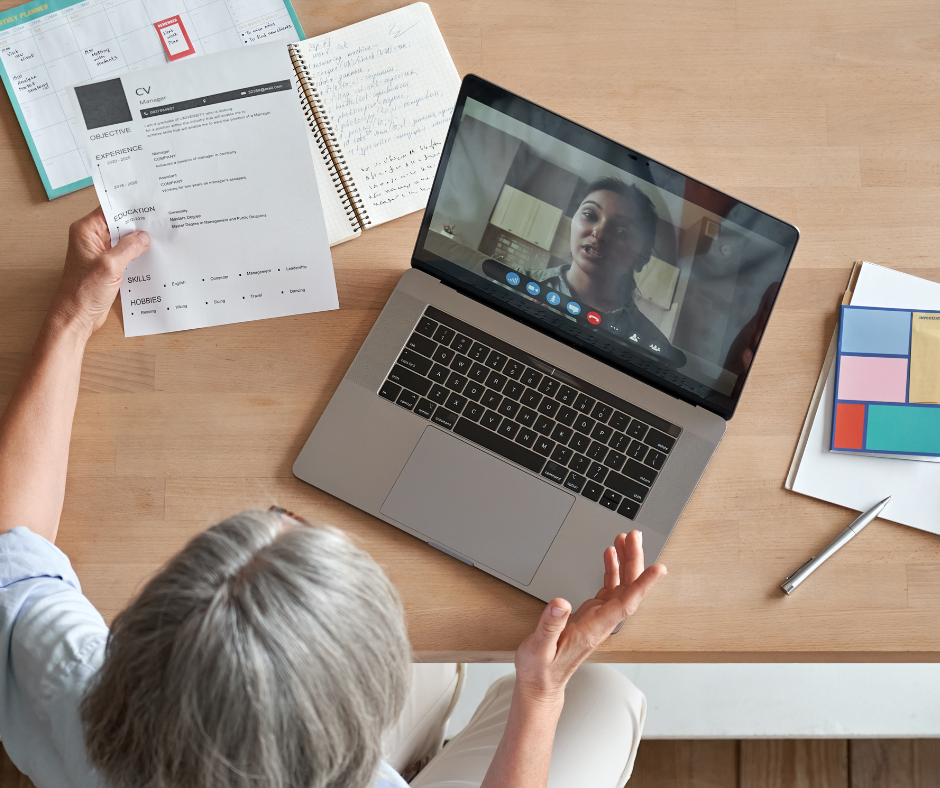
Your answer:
[426,98,787,397]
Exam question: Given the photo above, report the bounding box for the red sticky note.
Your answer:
[833,402,866,449]
[155,16,195,61]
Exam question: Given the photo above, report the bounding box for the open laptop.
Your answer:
[294,75,799,607]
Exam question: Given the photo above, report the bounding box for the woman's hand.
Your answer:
[513,531,666,710]
[51,207,151,339]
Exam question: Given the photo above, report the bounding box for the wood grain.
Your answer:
[1,0,940,661]
[630,741,738,788]
[741,741,848,788]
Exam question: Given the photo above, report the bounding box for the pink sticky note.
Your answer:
[838,356,908,403]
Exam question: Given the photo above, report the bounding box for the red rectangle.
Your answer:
[155,15,195,61]
[833,402,866,449]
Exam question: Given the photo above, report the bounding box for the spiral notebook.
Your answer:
[288,3,461,246]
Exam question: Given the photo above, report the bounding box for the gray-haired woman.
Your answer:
[0,208,665,788]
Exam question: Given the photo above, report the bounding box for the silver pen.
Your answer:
[781,496,891,595]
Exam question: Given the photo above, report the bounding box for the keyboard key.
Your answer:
[468,342,489,361]
[646,449,666,470]
[463,401,485,422]
[591,423,613,444]
[486,371,507,391]
[605,472,648,503]
[537,397,560,418]
[504,380,526,400]
[609,411,630,432]
[644,429,676,454]
[556,385,578,405]
[587,442,608,462]
[626,420,649,440]
[504,360,526,380]
[481,390,503,410]
[451,334,472,354]
[581,480,604,502]
[406,332,437,357]
[431,408,459,430]
[626,440,648,461]
[610,432,630,453]
[587,462,608,483]
[379,380,401,402]
[601,490,622,511]
[432,325,456,345]
[533,415,554,435]
[414,398,435,419]
[485,350,507,371]
[497,399,520,419]
[551,445,573,465]
[537,378,560,397]
[516,427,537,448]
[573,414,596,435]
[445,372,467,393]
[428,384,448,405]
[432,346,455,366]
[556,406,577,427]
[520,388,542,408]
[416,316,438,337]
[429,363,449,384]
[591,402,613,422]
[480,410,502,431]
[521,368,542,388]
[550,424,573,444]
[624,458,657,487]
[469,362,489,383]
[617,498,640,520]
[604,450,626,472]
[497,419,520,439]
[533,435,555,456]
[450,354,472,375]
[387,365,432,396]
[445,392,468,413]
[542,461,567,484]
[564,472,586,493]
[396,390,418,410]
[397,348,433,375]
[569,453,590,474]
[464,381,485,402]
[517,407,537,427]
[569,433,591,454]
[574,393,595,413]
[453,418,545,474]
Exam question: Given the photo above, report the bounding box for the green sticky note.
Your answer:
[866,405,940,455]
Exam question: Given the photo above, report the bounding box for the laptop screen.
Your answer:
[412,76,799,419]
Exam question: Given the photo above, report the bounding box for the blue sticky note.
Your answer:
[840,307,911,356]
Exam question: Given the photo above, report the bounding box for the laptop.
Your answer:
[294,75,799,607]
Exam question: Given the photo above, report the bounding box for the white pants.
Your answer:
[387,665,646,788]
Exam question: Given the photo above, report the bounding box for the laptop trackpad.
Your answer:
[381,426,575,585]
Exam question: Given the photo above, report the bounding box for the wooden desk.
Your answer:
[2,0,939,662]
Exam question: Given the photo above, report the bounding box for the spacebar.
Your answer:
[453,419,546,474]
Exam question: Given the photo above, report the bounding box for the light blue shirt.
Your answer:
[0,527,409,788]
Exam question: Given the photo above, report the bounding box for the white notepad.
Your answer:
[288,3,461,245]
[786,263,940,534]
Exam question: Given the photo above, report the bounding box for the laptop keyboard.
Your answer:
[377,306,681,521]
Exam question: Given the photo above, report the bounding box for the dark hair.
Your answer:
[576,177,658,263]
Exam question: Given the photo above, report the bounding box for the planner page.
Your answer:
[295,3,460,227]
[0,0,304,198]
[70,42,337,337]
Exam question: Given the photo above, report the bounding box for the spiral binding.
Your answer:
[288,43,372,233]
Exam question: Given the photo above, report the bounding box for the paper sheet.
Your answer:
[70,42,337,337]
[789,263,940,533]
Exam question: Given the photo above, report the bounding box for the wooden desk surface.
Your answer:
[2,0,940,662]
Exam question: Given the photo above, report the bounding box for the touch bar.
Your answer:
[140,80,292,119]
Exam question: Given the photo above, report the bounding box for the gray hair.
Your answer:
[80,510,411,788]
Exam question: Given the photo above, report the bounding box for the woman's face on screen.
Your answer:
[569,190,649,282]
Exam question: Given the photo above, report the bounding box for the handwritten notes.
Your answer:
[296,2,460,225]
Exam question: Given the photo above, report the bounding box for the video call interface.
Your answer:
[424,97,792,403]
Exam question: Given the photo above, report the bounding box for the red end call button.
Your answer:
[586,311,601,326]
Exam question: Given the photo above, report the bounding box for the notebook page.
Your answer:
[295,3,460,227]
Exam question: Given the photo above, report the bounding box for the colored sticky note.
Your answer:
[840,307,911,355]
[837,356,908,403]
[866,404,940,455]
[833,402,865,449]
[909,312,940,404]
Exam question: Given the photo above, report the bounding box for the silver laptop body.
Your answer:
[294,77,798,608]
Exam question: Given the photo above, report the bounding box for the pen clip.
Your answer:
[785,556,816,581]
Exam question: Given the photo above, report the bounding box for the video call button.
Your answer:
[506,271,521,286]
[566,301,581,316]
[586,311,601,326]
[526,281,541,296]
[546,291,561,306]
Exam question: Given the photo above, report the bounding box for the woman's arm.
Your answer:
[0,209,149,542]
[481,531,665,788]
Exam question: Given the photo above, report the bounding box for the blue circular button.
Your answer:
[506,271,520,286]
[546,291,561,306]
[526,281,541,296]
[566,301,581,315]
